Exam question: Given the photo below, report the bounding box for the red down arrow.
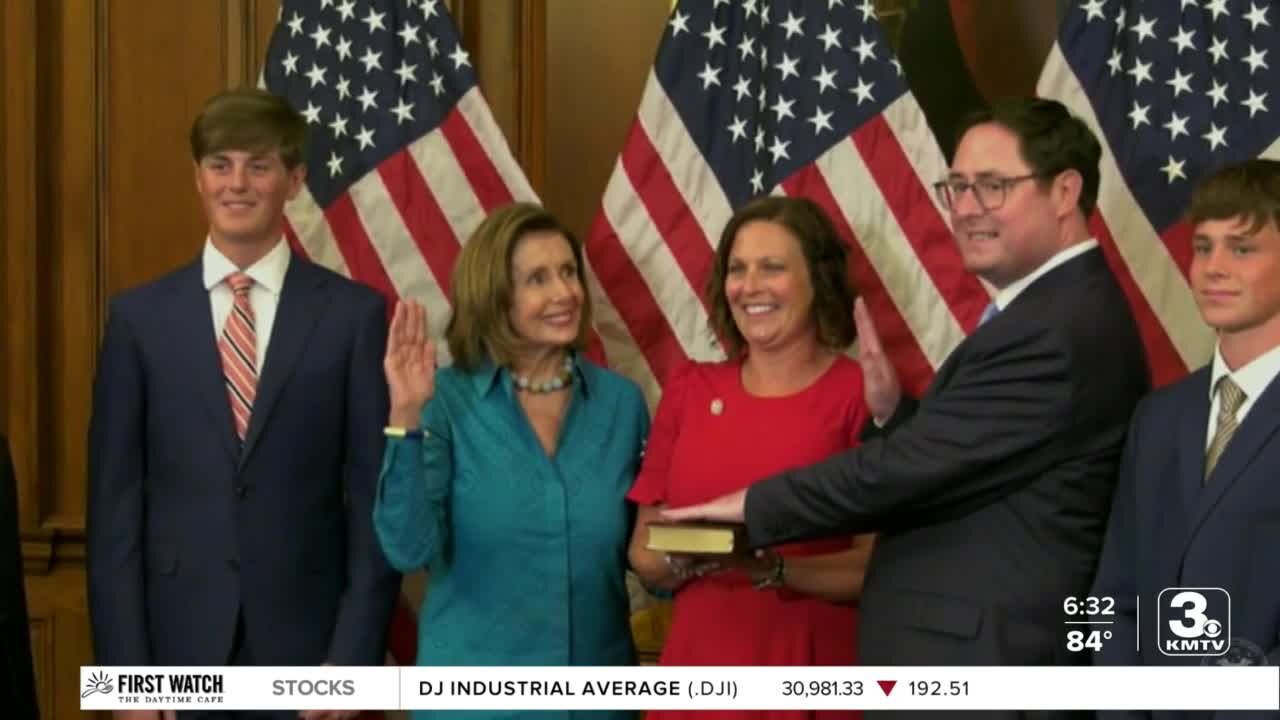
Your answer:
[876,680,896,696]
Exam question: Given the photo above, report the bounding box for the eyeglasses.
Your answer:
[932,174,1040,212]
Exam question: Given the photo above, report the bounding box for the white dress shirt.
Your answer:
[1205,342,1280,449]
[202,238,291,371]
[988,239,1100,312]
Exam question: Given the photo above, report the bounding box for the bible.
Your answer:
[646,521,747,555]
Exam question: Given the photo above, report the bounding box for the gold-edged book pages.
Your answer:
[645,521,747,555]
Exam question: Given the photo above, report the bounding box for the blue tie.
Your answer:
[979,301,1001,326]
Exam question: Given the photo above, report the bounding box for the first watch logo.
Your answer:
[82,671,115,698]
[1158,587,1231,657]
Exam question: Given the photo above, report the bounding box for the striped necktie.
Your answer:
[219,272,258,442]
[1205,376,1246,482]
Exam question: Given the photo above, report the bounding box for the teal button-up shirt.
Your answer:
[374,357,648,720]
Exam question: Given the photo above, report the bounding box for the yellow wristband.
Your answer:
[384,426,427,439]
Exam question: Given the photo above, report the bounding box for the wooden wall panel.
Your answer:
[2,0,41,535]
[0,0,8,435]
[41,0,100,534]
[102,1,230,299]
[543,0,669,241]
[26,569,96,719]
[254,0,282,77]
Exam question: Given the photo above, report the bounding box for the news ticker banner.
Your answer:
[80,666,1280,712]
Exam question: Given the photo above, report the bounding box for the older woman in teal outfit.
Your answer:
[374,203,647,720]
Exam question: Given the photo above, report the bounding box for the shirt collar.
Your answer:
[992,239,1099,312]
[469,352,592,399]
[202,237,291,295]
[1208,341,1280,403]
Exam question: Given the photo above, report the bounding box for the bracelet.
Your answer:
[384,426,428,439]
[751,553,785,590]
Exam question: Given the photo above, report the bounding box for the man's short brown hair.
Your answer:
[1187,159,1280,235]
[956,97,1102,216]
[190,87,307,168]
[445,203,593,371]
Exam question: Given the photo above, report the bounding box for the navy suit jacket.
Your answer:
[746,249,1148,682]
[87,253,399,667]
[1093,363,1280,719]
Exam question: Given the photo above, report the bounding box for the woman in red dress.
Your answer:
[628,196,878,720]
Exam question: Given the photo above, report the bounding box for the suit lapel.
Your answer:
[173,262,240,462]
[1176,371,1211,519]
[239,259,332,465]
[1184,374,1280,553]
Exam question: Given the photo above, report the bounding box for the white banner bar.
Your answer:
[81,666,1280,711]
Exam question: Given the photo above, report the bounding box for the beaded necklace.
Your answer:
[511,354,574,393]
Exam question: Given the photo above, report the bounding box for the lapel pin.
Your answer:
[710,398,724,416]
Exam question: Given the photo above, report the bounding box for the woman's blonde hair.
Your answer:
[445,203,593,371]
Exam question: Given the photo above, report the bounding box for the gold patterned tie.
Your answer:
[1205,376,1246,481]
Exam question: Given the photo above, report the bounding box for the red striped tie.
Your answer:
[219,272,257,442]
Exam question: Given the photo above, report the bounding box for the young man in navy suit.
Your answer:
[87,88,398,720]
[1092,159,1280,717]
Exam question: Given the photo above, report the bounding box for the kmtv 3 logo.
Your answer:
[1158,588,1231,657]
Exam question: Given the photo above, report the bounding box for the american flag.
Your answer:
[1038,0,1280,387]
[261,0,538,671]
[262,0,538,369]
[585,0,991,404]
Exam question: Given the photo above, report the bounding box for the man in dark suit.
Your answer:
[0,436,38,719]
[666,97,1149,708]
[1093,159,1280,719]
[87,88,399,720]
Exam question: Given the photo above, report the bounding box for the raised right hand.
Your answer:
[853,297,901,424]
[384,299,436,426]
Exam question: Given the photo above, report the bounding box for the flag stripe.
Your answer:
[406,129,486,250]
[620,123,717,319]
[781,166,938,395]
[586,207,692,386]
[636,70,735,249]
[454,89,541,203]
[583,258,662,407]
[814,131,967,373]
[867,103,991,329]
[1265,135,1280,160]
[377,151,461,300]
[1160,221,1194,281]
[440,108,515,212]
[283,221,309,260]
[322,193,400,302]
[347,169,455,363]
[286,185,349,276]
[1088,213,1190,389]
[602,160,721,364]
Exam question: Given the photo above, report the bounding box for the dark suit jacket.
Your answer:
[0,436,38,718]
[746,248,1149,668]
[87,254,400,667]
[1093,364,1280,720]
